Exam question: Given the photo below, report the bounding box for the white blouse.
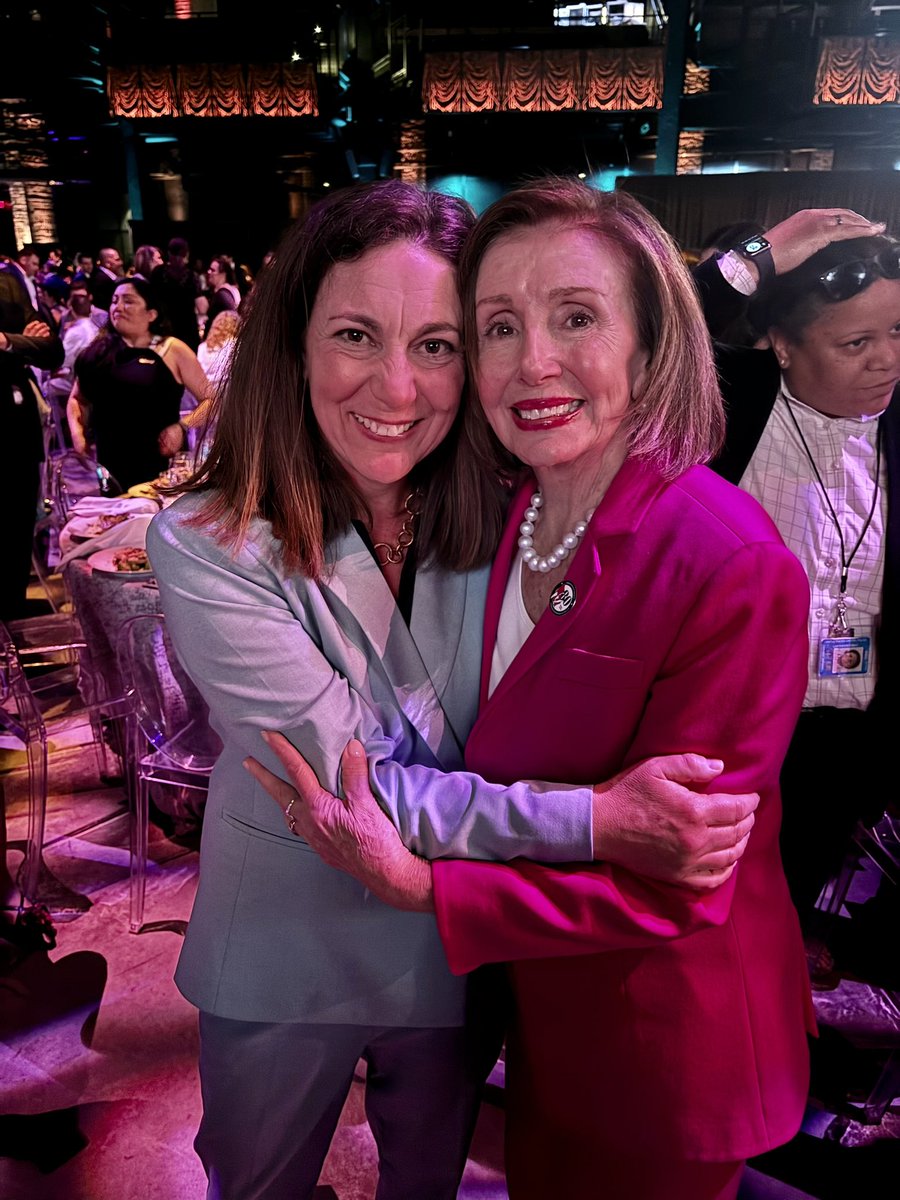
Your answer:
[488,553,535,699]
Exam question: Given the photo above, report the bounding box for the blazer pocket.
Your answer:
[221,807,318,853]
[556,648,645,690]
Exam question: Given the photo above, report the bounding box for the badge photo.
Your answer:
[549,580,576,615]
[817,635,870,677]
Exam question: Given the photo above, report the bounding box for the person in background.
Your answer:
[6,246,40,310]
[697,220,765,265]
[197,309,239,392]
[42,247,64,275]
[35,273,68,331]
[151,237,200,350]
[68,277,211,489]
[695,221,768,345]
[695,208,898,976]
[187,310,241,450]
[202,255,241,340]
[132,244,164,282]
[89,248,124,312]
[0,265,63,620]
[45,280,101,416]
[72,252,94,288]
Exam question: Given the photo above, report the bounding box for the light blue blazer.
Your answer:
[147,494,592,1026]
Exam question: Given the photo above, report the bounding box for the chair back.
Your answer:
[0,622,45,745]
[0,621,50,904]
[116,613,221,772]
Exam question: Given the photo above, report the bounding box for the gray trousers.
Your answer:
[196,1013,492,1200]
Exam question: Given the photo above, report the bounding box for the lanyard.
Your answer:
[782,396,882,636]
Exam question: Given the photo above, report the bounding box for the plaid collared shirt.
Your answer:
[739,381,885,710]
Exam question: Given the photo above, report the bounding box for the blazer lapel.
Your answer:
[326,527,466,763]
[482,459,668,710]
[409,561,473,753]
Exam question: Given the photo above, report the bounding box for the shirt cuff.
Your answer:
[717,250,757,296]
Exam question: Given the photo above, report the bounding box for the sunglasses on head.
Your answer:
[818,243,900,302]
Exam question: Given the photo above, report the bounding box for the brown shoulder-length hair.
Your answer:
[458,179,725,479]
[180,179,509,577]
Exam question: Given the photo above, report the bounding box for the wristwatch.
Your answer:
[734,234,775,286]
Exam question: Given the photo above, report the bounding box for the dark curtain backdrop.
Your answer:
[620,172,900,250]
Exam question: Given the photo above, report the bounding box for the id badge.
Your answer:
[817,635,870,677]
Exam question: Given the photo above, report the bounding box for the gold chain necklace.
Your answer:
[372,491,422,567]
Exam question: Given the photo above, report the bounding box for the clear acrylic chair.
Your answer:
[1,623,49,906]
[26,449,128,759]
[116,613,221,933]
[5,609,123,782]
[1,619,128,912]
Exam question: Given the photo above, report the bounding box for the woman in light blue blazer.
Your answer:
[148,181,757,1200]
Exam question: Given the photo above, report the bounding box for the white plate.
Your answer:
[66,513,139,540]
[87,546,154,579]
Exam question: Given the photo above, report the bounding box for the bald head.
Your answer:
[99,248,124,274]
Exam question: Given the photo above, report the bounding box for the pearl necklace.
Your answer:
[518,491,595,573]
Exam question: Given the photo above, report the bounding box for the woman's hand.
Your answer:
[158,421,185,457]
[245,732,434,912]
[766,208,885,278]
[593,755,757,889]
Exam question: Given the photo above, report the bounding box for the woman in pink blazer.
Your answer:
[250,182,815,1200]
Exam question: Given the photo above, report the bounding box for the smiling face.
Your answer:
[771,276,900,419]
[304,240,464,504]
[110,283,156,340]
[473,222,648,481]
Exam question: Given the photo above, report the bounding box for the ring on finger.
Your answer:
[286,796,297,835]
[835,214,844,226]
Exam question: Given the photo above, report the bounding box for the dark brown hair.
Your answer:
[458,179,725,478]
[209,254,237,286]
[181,179,509,577]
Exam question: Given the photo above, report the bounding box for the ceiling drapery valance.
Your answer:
[423,48,664,113]
[814,37,900,105]
[108,64,318,118]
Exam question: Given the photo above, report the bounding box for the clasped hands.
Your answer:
[244,733,758,912]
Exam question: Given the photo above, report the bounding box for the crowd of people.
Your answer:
[0,237,249,622]
[2,182,899,1198]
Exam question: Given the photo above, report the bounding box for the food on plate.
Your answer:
[112,547,151,573]
[84,512,131,536]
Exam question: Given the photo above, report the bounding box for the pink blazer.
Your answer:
[433,458,816,1163]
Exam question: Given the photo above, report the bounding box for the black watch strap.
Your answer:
[734,234,775,287]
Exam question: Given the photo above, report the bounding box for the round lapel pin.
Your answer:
[549,580,576,615]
